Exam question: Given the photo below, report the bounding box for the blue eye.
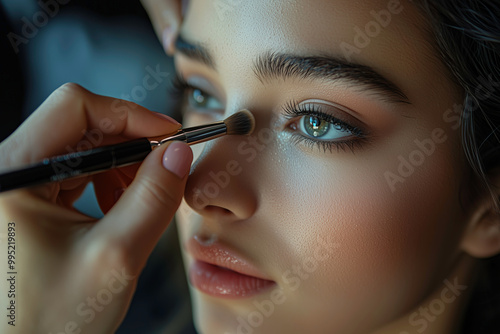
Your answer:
[283,101,368,153]
[300,115,353,140]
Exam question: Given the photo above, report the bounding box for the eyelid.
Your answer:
[281,100,371,153]
[295,99,368,134]
[180,73,225,105]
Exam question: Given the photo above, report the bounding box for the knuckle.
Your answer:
[56,82,87,99]
[51,83,103,123]
[50,83,88,110]
[86,237,132,273]
[104,240,131,268]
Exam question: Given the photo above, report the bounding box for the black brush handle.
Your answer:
[0,138,152,192]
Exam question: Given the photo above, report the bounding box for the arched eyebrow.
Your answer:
[175,36,411,105]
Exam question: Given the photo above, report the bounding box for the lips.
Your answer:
[186,237,276,299]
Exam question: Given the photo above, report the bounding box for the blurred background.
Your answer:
[0,1,194,332]
[1,0,177,218]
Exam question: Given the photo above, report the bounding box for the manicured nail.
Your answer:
[154,112,180,125]
[162,26,174,53]
[163,141,193,178]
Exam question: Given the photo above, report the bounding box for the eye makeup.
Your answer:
[173,74,224,107]
[281,100,370,153]
[170,73,371,154]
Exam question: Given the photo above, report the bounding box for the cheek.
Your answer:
[260,140,465,324]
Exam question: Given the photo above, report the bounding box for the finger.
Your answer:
[92,141,193,273]
[0,83,181,169]
[141,0,184,54]
[93,166,137,214]
[57,159,140,211]
[57,178,93,208]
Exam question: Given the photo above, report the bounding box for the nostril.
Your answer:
[205,205,232,216]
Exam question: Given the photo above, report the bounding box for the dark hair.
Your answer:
[416,1,500,332]
[417,0,500,208]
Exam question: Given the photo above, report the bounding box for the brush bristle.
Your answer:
[224,109,255,135]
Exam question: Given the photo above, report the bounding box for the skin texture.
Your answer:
[171,0,487,333]
[1,1,497,333]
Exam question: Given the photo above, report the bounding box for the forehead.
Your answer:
[181,0,429,59]
[179,0,453,106]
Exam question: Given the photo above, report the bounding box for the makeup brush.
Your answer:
[0,110,255,193]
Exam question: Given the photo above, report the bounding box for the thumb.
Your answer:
[94,141,193,271]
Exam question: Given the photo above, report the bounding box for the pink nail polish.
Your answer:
[163,142,193,178]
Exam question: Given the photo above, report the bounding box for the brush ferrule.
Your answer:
[149,122,227,148]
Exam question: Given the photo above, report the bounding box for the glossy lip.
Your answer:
[185,236,274,281]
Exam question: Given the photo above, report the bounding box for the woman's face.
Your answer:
[174,0,470,333]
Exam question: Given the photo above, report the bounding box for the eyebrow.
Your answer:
[176,36,216,68]
[175,36,410,105]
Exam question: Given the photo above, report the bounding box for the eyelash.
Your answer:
[171,73,368,153]
[171,74,194,102]
[282,101,368,153]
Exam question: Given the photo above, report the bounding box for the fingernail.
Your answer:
[114,188,126,201]
[163,141,193,178]
[154,112,180,125]
[162,26,174,53]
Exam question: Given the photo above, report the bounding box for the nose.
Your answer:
[183,136,259,222]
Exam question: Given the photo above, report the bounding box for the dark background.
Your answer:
[0,1,195,333]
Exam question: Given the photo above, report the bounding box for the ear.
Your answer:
[461,190,500,258]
